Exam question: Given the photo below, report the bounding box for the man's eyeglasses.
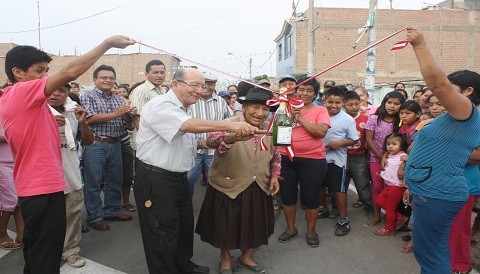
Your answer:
[97,76,116,81]
[177,80,206,91]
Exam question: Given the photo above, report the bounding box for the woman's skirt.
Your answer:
[195,182,274,251]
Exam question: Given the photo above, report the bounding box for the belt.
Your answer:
[94,136,119,143]
[136,159,187,178]
[348,153,367,157]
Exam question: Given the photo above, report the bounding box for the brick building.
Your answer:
[0,44,180,88]
[274,5,480,88]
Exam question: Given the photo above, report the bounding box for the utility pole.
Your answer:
[307,0,315,74]
[364,0,377,101]
[37,1,41,49]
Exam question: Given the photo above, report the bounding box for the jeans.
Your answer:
[187,152,213,198]
[345,154,373,209]
[412,195,465,274]
[83,141,123,223]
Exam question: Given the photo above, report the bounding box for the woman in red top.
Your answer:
[277,77,330,247]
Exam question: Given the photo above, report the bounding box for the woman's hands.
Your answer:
[269,177,280,196]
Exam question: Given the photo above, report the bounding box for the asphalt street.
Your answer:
[1,182,422,274]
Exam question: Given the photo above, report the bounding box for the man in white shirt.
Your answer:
[134,67,257,274]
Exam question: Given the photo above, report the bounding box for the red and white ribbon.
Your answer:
[391,40,409,51]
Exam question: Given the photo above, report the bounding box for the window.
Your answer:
[286,34,293,58]
[278,44,283,61]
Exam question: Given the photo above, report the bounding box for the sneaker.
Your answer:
[335,220,351,236]
[318,208,330,218]
[329,209,339,219]
[66,254,86,268]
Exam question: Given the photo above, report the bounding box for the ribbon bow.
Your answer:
[260,95,304,161]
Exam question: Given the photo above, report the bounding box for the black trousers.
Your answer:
[19,191,66,274]
[134,160,195,274]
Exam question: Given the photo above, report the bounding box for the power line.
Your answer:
[143,0,254,40]
[0,4,129,34]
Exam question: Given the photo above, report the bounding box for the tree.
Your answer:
[253,74,268,82]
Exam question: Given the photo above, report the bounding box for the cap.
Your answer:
[279,75,296,84]
[258,79,271,86]
[217,91,231,98]
[203,73,218,83]
[324,80,335,87]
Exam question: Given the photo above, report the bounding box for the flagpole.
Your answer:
[364,0,378,102]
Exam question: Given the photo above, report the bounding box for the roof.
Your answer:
[274,21,293,43]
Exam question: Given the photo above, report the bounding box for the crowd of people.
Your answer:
[0,27,480,274]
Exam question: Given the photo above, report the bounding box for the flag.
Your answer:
[391,40,409,51]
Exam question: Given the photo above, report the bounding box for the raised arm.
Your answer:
[407,27,472,120]
[45,35,135,96]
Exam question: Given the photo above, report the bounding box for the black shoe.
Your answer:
[306,233,319,248]
[81,225,89,233]
[335,220,351,236]
[278,230,298,243]
[183,263,209,274]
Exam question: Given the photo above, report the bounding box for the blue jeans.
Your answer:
[344,154,373,209]
[187,152,213,198]
[83,141,123,223]
[412,195,465,274]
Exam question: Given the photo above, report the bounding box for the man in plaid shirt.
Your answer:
[80,65,135,231]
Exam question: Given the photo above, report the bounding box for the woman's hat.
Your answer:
[237,87,273,105]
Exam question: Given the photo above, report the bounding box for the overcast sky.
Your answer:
[1,0,432,83]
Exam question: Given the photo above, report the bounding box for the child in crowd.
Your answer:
[320,87,359,236]
[343,91,373,213]
[374,133,408,236]
[364,91,405,228]
[416,94,446,131]
[398,101,421,145]
[418,112,433,122]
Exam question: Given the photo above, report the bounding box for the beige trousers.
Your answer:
[62,189,83,260]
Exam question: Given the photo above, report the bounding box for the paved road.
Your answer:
[1,183,425,274]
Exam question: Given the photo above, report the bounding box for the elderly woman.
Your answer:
[195,87,280,274]
[277,77,330,247]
